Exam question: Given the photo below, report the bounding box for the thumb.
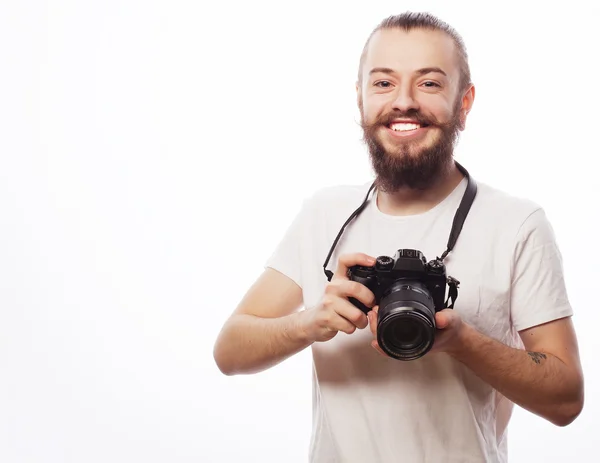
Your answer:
[435,310,452,329]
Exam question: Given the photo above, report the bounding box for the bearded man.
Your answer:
[213,12,584,463]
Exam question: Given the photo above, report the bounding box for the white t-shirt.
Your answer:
[265,175,573,463]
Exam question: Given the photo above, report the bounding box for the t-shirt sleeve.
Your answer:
[264,196,315,289]
[510,208,573,331]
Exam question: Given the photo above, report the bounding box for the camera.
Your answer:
[347,249,459,361]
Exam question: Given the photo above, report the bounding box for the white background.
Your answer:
[1,1,598,462]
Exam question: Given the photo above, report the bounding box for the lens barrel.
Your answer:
[377,281,437,361]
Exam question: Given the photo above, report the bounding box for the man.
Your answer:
[213,12,584,463]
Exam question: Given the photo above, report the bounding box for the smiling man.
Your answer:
[213,12,584,463]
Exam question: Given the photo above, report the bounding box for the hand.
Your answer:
[369,307,466,357]
[429,309,465,355]
[301,253,376,343]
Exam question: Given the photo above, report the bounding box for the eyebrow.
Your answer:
[369,66,447,77]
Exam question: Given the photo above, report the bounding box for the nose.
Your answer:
[391,85,420,113]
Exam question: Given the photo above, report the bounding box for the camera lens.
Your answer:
[391,318,425,349]
[376,281,436,361]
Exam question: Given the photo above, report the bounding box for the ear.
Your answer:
[459,84,475,131]
[356,82,362,110]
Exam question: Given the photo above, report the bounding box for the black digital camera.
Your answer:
[347,249,459,361]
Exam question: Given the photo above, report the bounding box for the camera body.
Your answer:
[347,249,448,313]
[347,249,456,360]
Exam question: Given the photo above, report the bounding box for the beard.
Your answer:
[359,99,463,192]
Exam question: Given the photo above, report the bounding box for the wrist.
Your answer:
[446,320,474,358]
[293,310,316,345]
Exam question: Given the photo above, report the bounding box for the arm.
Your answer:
[213,268,307,376]
[214,186,378,376]
[447,207,583,426]
[368,308,584,426]
[213,255,376,376]
[446,315,584,426]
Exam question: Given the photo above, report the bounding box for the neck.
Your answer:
[376,161,464,216]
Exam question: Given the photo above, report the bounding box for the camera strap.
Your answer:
[438,162,478,262]
[445,277,460,309]
[439,163,477,309]
[323,183,376,282]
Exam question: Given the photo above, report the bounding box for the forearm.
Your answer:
[213,312,313,376]
[449,324,583,426]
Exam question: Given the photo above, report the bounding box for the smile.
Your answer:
[385,121,431,139]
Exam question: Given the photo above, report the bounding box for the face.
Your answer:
[357,28,474,191]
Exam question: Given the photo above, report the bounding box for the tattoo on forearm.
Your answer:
[527,352,547,364]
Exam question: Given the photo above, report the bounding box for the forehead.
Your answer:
[363,28,459,80]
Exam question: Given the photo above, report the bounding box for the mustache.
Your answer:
[362,109,456,131]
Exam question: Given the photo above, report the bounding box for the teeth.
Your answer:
[390,123,421,132]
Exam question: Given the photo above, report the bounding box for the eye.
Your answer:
[374,81,392,88]
[422,81,441,88]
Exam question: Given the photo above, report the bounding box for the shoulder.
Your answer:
[474,181,541,217]
[470,180,545,233]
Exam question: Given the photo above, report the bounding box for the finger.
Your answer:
[435,309,453,329]
[371,340,387,357]
[435,312,447,329]
[328,313,359,335]
[326,279,376,310]
[333,253,376,280]
[335,300,369,329]
[368,306,379,336]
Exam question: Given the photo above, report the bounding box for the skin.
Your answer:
[213,27,584,427]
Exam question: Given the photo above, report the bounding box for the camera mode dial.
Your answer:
[427,259,444,273]
[376,256,394,270]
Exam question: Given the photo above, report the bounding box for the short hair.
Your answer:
[357,12,472,93]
